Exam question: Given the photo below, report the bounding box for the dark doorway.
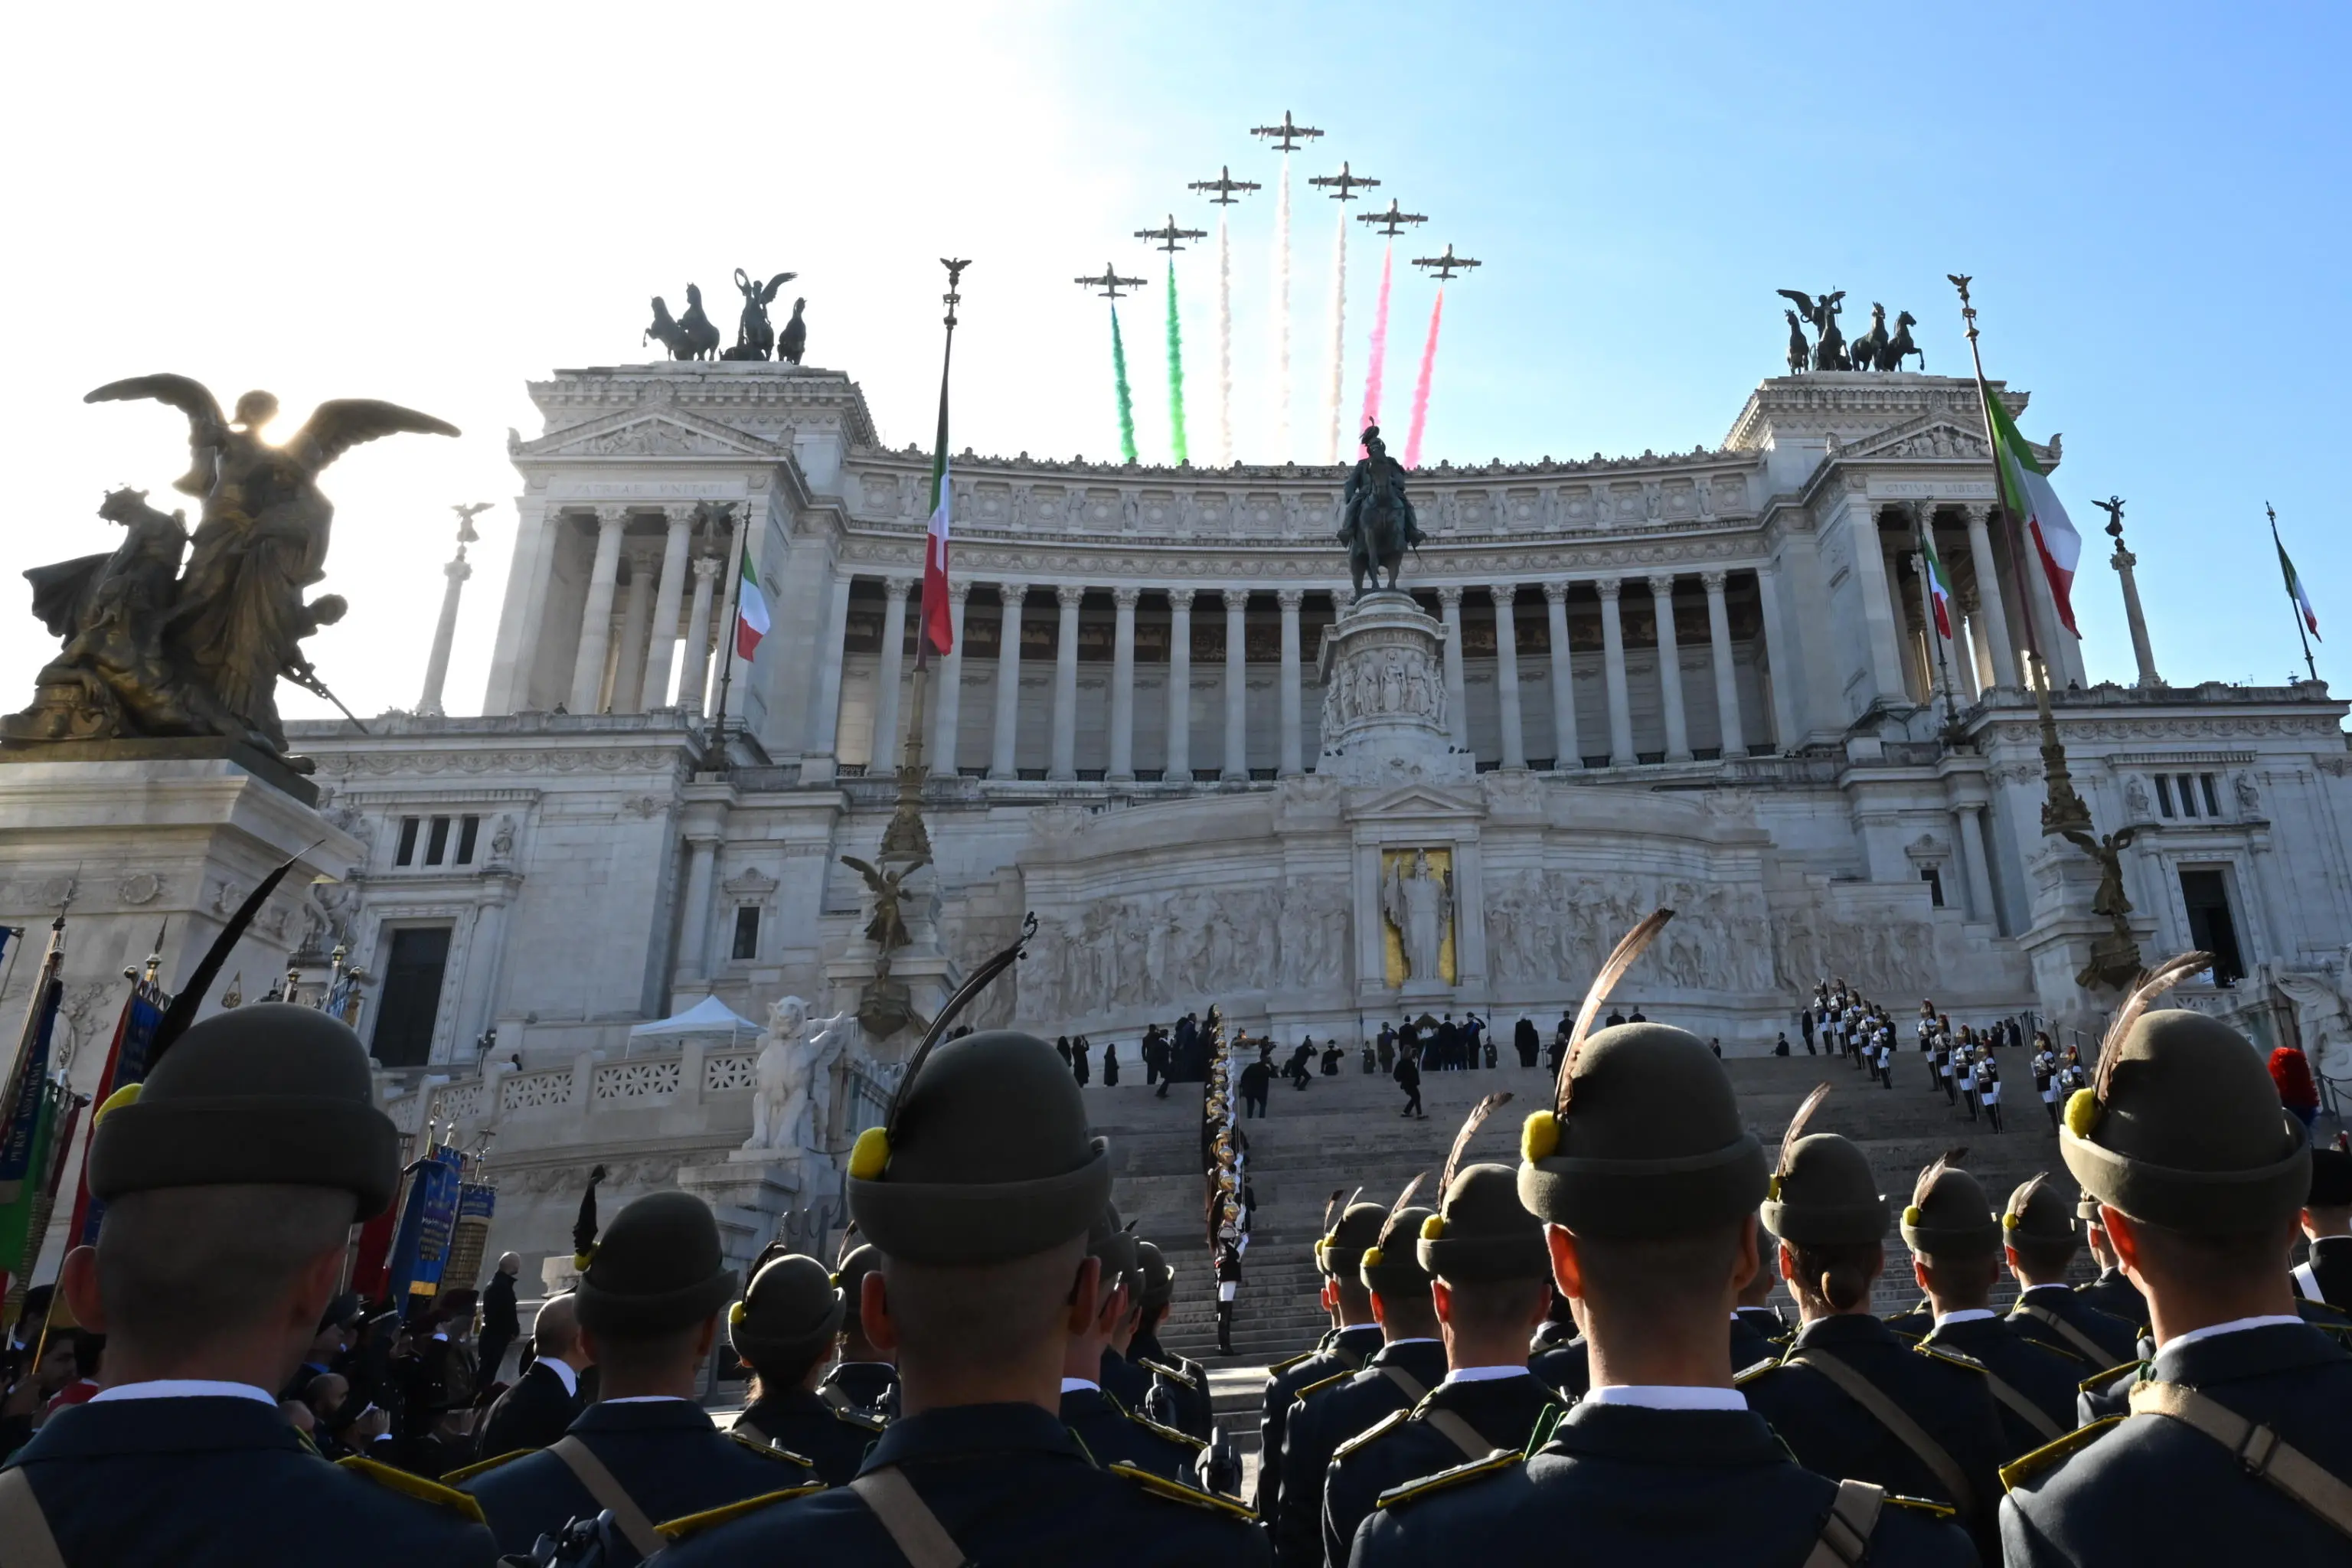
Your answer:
[372,926,452,1066]
[2177,871,2246,986]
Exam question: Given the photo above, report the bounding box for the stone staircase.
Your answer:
[1086,1045,2081,1367]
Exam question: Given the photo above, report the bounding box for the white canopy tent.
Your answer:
[627,994,760,1051]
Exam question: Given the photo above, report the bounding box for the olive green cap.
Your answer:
[1517,1024,1769,1238]
[729,1253,844,1373]
[1762,1134,1888,1245]
[835,1243,880,1331]
[1361,1207,1437,1296]
[2061,1010,2309,1234]
[577,1191,738,1338]
[1135,1240,1174,1311]
[2004,1175,2079,1253]
[1900,1162,1999,1259]
[1416,1164,1548,1282]
[89,1003,399,1216]
[846,1030,1112,1266]
[1088,1203,1138,1292]
[1319,1203,1388,1279]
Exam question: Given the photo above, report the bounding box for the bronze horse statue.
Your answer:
[1884,309,1924,371]
[1339,425,1424,593]
[645,286,723,361]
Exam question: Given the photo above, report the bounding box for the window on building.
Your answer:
[395,817,420,866]
[1920,867,1945,908]
[371,926,452,1067]
[425,816,451,865]
[2176,775,2199,818]
[2200,774,2221,817]
[456,815,480,865]
[2154,776,2175,818]
[2178,869,2246,985]
[732,906,761,962]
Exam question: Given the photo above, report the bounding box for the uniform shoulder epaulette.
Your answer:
[1268,1349,1316,1377]
[1295,1369,1352,1403]
[439,1447,533,1485]
[830,1402,890,1432]
[1882,1492,1958,1519]
[336,1454,490,1521]
[2078,1358,2145,1396]
[1998,1415,2124,1493]
[1733,1356,1783,1387]
[1138,1356,1199,1390]
[1333,1407,1409,1461]
[1373,1449,1521,1512]
[1125,1406,1209,1451]
[1108,1462,1258,1522]
[655,1483,827,1543]
[1912,1341,1987,1374]
[727,1431,817,1466]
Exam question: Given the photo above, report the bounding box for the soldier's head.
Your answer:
[2302,1142,2352,1243]
[1419,1161,1551,1367]
[1066,1204,1140,1375]
[1360,1197,1441,1341]
[573,1190,738,1396]
[2001,1173,2082,1288]
[831,1243,890,1363]
[729,1253,843,1396]
[847,1031,1112,1400]
[1318,1201,1386,1324]
[1134,1241,1175,1334]
[1901,1158,2001,1313]
[69,1004,398,1387]
[1759,1091,1888,1318]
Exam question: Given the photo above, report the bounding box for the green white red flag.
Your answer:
[1922,533,1954,640]
[734,543,769,661]
[2276,531,2321,640]
[1981,387,2083,636]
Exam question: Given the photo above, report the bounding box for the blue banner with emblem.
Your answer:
[382,1145,465,1316]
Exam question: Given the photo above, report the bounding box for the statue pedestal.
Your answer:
[1315,591,1474,788]
[2017,841,2156,1044]
[824,941,959,1063]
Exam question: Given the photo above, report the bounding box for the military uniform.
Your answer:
[816,1243,900,1421]
[2073,1266,2150,1328]
[2001,1004,2352,1563]
[1062,1207,1210,1485]
[1730,1305,1790,1369]
[724,1250,878,1485]
[2297,1145,2352,1312]
[1257,1204,1387,1521]
[2001,1178,2140,1370]
[1129,1240,1214,1442]
[734,1386,881,1485]
[655,1027,1269,1566]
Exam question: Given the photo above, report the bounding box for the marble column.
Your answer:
[805,573,854,753]
[1491,584,1526,769]
[989,583,1029,779]
[1701,570,1744,758]
[873,577,912,771]
[930,583,970,776]
[1220,590,1248,782]
[1962,504,2019,687]
[1165,588,1195,783]
[568,508,628,713]
[1276,588,1305,777]
[1962,594,1994,697]
[1597,578,1635,765]
[1050,583,1084,781]
[1543,581,1580,769]
[2110,534,2163,688]
[1887,546,1929,704]
[417,547,472,717]
[1109,586,1140,782]
[639,505,696,710]
[1847,504,1906,702]
[1753,562,1798,750]
[1648,573,1691,763]
[678,555,721,717]
[1437,586,1470,750]
[612,550,658,713]
[1957,807,1996,925]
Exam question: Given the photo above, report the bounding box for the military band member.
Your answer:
[2001,968,2352,1564]
[2001,1175,2140,1370]
[456,1190,810,1563]
[2295,1139,2352,1314]
[816,1243,900,1421]
[1351,965,1972,1566]
[1129,1241,1214,1441]
[1258,1200,1387,1522]
[1060,1207,1207,1482]
[727,1252,880,1485]
[1743,1088,2006,1552]
[0,1004,499,1566]
[658,1027,1268,1566]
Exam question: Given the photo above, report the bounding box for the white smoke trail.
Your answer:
[1321,201,1348,464]
[1272,162,1292,462]
[1217,212,1233,466]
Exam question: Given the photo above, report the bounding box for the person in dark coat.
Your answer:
[1514,1016,1540,1068]
[727,1253,880,1486]
[0,1004,500,1566]
[472,1292,590,1462]
[1072,1034,1092,1085]
[1287,1041,1315,1090]
[1102,1039,1119,1086]
[815,1244,899,1421]
[477,1254,523,1397]
[1393,1050,1424,1119]
[1062,1213,1207,1483]
[1128,1243,1213,1442]
[1055,1034,1073,1070]
[1548,1014,1570,1073]
[2296,1139,2352,1313]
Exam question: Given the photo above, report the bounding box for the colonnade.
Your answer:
[564,505,732,717]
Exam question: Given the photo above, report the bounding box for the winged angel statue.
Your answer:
[6,377,456,753]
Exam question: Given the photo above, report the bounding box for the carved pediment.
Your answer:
[520,405,788,461]
[1343,780,1485,820]
[1837,415,1991,463]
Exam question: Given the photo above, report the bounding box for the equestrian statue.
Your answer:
[1338,424,1425,594]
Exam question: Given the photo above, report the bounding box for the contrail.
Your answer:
[1272,161,1291,462]
[1216,212,1233,466]
[1359,240,1393,452]
[1109,302,1138,465]
[1321,202,1348,463]
[1405,286,1445,470]
[1165,260,1189,465]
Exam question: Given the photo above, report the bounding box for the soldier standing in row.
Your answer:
[0,1004,500,1565]
[1257,1200,1387,1524]
[727,1252,882,1485]
[1128,1241,1214,1441]
[2001,1176,2141,1370]
[1058,1207,1207,1482]
[815,1243,900,1420]
[2296,1140,2352,1313]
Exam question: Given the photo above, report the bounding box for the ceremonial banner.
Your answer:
[382,1146,465,1316]
[67,978,168,1246]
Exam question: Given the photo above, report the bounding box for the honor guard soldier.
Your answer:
[1742,1087,2007,1554]
[2297,1140,2352,1313]
[1091,1207,1156,1414]
[1259,1199,1388,1522]
[1060,1207,1208,1482]
[1323,1099,1561,1566]
[818,1243,900,1420]
[1352,916,1972,1567]
[0,1004,501,1566]
[1902,1160,2086,1455]
[1130,1241,1214,1440]
[456,1190,815,1563]
[2001,1174,2140,1370]
[2001,967,2352,1565]
[1276,1191,1451,1566]
[657,1027,1269,1566]
[728,1252,882,1485]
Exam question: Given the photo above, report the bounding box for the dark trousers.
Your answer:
[1289,1064,1312,1089]
[1986,1099,2003,1132]
[1243,1089,1267,1119]
[1215,1298,1234,1351]
[1400,1084,1423,1117]
[474,1333,514,1402]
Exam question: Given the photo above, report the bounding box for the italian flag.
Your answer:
[1982,387,2083,637]
[923,455,953,655]
[1921,532,1954,640]
[2278,532,2321,639]
[734,544,770,661]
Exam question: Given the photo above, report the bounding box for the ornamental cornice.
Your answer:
[312,747,694,780]
[836,531,1764,583]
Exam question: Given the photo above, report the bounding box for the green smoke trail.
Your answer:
[1166,260,1189,465]
[1110,302,1138,465]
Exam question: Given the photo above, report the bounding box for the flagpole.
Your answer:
[710,506,746,765]
[894,259,969,798]
[2269,502,2319,684]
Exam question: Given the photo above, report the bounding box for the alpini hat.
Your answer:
[1900,1156,1999,1258]
[1088,1202,1139,1293]
[1361,1187,1438,1297]
[2003,1173,2079,1253]
[1517,913,1768,1237]
[835,1242,881,1331]
[729,1253,844,1372]
[1135,1240,1174,1311]
[847,1029,1111,1266]
[1759,1086,1888,1245]
[1318,1198,1388,1279]
[89,1003,399,1216]
[2310,1143,2352,1209]
[1418,1093,1547,1280]
[2061,956,2308,1234]
[577,1191,738,1337]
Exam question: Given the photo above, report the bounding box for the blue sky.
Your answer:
[2,2,2344,714]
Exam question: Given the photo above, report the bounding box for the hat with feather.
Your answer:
[1358,1174,1437,1297]
[1899,1152,1999,1259]
[1417,1093,1547,1281]
[1758,1085,1887,1245]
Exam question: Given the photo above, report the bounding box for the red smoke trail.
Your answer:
[1358,242,1393,456]
[1404,286,1445,469]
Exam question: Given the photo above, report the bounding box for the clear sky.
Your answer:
[3,2,2344,724]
